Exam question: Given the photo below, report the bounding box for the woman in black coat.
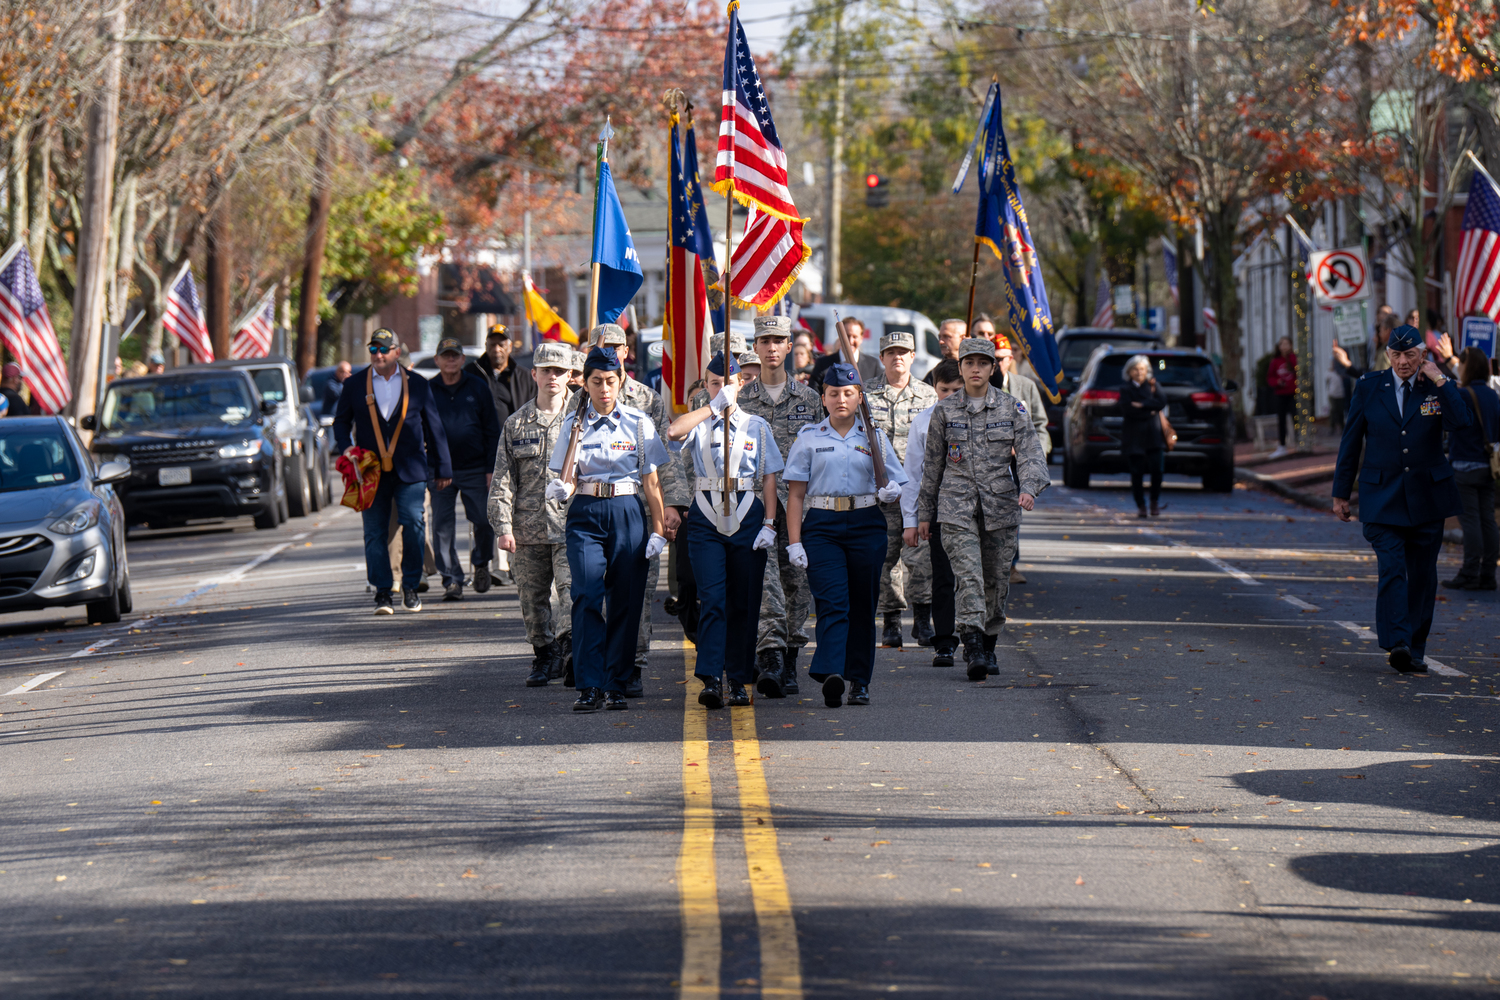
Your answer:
[1120,354,1166,518]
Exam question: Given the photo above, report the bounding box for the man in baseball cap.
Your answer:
[429,337,501,601]
[1,362,30,417]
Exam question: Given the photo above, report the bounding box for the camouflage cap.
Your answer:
[592,323,628,347]
[879,330,916,353]
[958,337,996,362]
[754,315,792,339]
[738,351,762,368]
[533,341,573,369]
[711,332,749,356]
[570,349,588,372]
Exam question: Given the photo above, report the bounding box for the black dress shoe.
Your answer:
[727,682,750,706]
[847,682,870,706]
[1389,645,1417,673]
[822,674,845,708]
[605,691,628,710]
[624,667,644,698]
[573,687,604,712]
[663,597,681,616]
[1479,579,1499,590]
[781,648,800,695]
[932,639,956,667]
[756,650,785,699]
[1407,658,1430,674]
[698,677,724,710]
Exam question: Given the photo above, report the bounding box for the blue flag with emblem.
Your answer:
[959,82,1064,403]
[591,158,644,325]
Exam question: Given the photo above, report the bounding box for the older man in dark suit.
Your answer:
[1332,325,1471,673]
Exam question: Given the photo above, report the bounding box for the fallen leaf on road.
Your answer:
[386,745,405,749]
[1075,877,1085,886]
[1339,774,1365,779]
[1411,764,1433,769]
[462,869,477,879]
[1181,932,1211,938]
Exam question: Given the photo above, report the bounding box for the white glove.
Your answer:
[877,482,902,503]
[786,542,808,569]
[710,387,735,416]
[545,479,573,502]
[753,525,777,550]
[645,533,668,559]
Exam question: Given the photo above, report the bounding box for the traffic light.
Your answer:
[864,172,890,209]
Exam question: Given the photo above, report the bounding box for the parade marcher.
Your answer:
[1121,354,1168,518]
[738,351,762,385]
[736,315,824,694]
[1332,325,1471,673]
[467,323,536,429]
[917,339,1049,680]
[784,362,906,707]
[490,341,576,686]
[323,361,352,416]
[864,329,938,649]
[987,332,1051,583]
[667,352,784,707]
[334,328,453,614]
[428,338,501,599]
[902,359,965,666]
[547,345,671,711]
[1445,346,1500,591]
[810,317,881,390]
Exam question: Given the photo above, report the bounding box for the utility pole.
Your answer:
[521,168,532,347]
[206,187,232,358]
[69,1,124,428]
[824,5,845,303]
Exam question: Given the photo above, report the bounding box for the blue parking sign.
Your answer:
[1462,316,1497,359]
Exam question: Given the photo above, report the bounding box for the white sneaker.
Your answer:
[1268,446,1291,460]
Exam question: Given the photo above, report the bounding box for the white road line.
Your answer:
[1333,620,1466,676]
[291,531,310,541]
[70,638,118,658]
[1193,550,1261,585]
[1335,620,1378,641]
[5,671,65,696]
[1415,692,1500,701]
[171,542,292,606]
[1012,619,1312,629]
[1280,594,1321,612]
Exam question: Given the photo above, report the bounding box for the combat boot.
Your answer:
[526,643,555,687]
[912,603,935,646]
[982,633,999,675]
[624,666,644,698]
[780,647,800,695]
[931,637,957,668]
[961,629,988,681]
[881,612,903,648]
[755,649,786,699]
[549,634,570,680]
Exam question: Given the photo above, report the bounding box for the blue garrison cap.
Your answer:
[1387,325,1423,352]
[584,345,621,372]
[706,351,740,377]
[823,361,863,388]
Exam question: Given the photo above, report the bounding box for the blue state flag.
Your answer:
[592,160,644,324]
[968,83,1064,402]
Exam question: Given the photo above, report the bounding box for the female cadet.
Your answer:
[782,362,906,708]
[546,346,671,712]
[666,352,784,708]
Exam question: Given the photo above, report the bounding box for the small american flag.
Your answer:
[1456,163,1500,322]
[0,243,70,413]
[1091,269,1114,328]
[1162,237,1179,305]
[164,263,214,364]
[230,289,276,359]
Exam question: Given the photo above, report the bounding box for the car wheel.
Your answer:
[1202,464,1236,493]
[1063,455,1090,489]
[87,587,122,626]
[307,453,324,512]
[117,568,133,614]
[287,454,311,518]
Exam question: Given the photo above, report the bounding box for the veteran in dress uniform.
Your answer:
[1332,325,1471,673]
[783,362,906,708]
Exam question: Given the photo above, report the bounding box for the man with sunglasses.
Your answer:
[334,328,453,614]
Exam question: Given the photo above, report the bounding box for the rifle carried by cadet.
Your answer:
[833,309,888,489]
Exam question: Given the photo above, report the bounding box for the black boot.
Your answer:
[781,647,800,696]
[931,637,956,668]
[912,604,935,646]
[698,676,724,710]
[982,633,999,675]
[881,612,903,648]
[961,629,987,681]
[756,649,785,699]
[624,666,644,698]
[526,642,555,687]
[548,635,569,680]
[559,633,574,688]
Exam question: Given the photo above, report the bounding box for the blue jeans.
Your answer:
[802,505,887,685]
[430,467,494,586]
[362,477,427,591]
[686,499,767,684]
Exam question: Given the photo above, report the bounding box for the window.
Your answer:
[249,367,288,402]
[1091,355,1218,391]
[0,426,81,492]
[99,377,257,432]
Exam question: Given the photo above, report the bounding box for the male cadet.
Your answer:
[864,328,938,648]
[490,341,576,686]
[924,319,965,385]
[736,314,825,693]
[1332,324,1471,673]
[594,324,686,694]
[917,338,1049,680]
[985,330,1051,585]
[429,337,502,600]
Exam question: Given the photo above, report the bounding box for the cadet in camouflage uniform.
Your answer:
[736,315,824,691]
[490,341,576,687]
[864,329,938,649]
[917,338,1049,681]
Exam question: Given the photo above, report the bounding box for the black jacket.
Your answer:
[1120,379,1166,456]
[333,366,453,483]
[465,355,536,429]
[430,371,502,473]
[810,350,881,392]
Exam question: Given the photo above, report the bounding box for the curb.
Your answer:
[1234,467,1465,544]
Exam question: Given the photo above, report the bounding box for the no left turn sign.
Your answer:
[1309,247,1371,304]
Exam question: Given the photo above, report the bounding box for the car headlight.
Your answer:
[49,502,102,535]
[279,438,293,455]
[219,440,261,459]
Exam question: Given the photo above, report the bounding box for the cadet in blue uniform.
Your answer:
[667,352,784,708]
[1332,325,1471,673]
[546,346,671,711]
[783,362,907,707]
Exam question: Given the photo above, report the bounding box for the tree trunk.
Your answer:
[8,121,28,249]
[1204,212,1244,434]
[206,185,232,358]
[27,121,50,270]
[110,173,137,326]
[296,119,335,377]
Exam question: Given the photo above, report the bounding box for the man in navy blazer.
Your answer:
[335,328,453,614]
[1332,325,1470,673]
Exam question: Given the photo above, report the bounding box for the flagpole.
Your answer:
[586,119,613,343]
[1467,149,1500,193]
[722,135,736,519]
[962,77,997,334]
[964,240,982,333]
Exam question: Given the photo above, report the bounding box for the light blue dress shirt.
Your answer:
[548,402,669,484]
[669,411,785,481]
[782,418,908,496]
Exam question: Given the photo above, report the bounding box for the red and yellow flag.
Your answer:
[523,274,578,345]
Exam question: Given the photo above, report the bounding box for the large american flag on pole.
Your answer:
[1455,160,1500,323]
[0,242,70,413]
[230,289,276,359]
[664,110,714,412]
[164,262,214,364]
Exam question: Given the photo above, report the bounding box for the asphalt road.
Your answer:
[2,472,1497,998]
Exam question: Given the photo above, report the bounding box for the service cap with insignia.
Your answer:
[585,345,621,372]
[1387,324,1423,352]
[880,329,916,354]
[754,315,792,339]
[823,362,863,388]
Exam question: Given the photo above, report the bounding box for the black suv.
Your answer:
[1042,327,1164,460]
[1062,347,1238,492]
[85,369,289,530]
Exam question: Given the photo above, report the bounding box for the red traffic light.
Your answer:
[865,172,881,188]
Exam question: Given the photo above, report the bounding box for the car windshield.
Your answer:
[1091,355,1219,391]
[1060,336,1158,379]
[98,377,256,433]
[0,425,81,493]
[249,367,288,402]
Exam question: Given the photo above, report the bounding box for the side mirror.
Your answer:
[1223,379,1239,392]
[300,384,314,404]
[261,399,278,415]
[97,458,131,483]
[80,414,97,431]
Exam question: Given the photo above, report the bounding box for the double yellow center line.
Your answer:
[677,647,803,1000]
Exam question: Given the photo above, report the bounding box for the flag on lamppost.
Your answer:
[0,242,70,413]
[164,262,214,363]
[1456,155,1500,323]
[230,289,276,359]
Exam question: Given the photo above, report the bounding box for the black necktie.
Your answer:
[1399,379,1410,415]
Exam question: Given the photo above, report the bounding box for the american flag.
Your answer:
[0,242,70,414]
[1091,269,1114,328]
[725,208,809,310]
[164,262,214,364]
[1456,163,1500,323]
[664,111,714,412]
[230,289,276,359]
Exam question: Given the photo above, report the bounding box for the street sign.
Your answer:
[1332,301,1368,347]
[1462,315,1497,358]
[1309,247,1371,304]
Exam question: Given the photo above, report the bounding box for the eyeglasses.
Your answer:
[368,345,395,355]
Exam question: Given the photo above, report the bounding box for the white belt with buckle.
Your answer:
[805,493,877,511]
[575,480,639,497]
[696,475,753,493]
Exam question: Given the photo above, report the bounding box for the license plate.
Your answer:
[158,466,191,486]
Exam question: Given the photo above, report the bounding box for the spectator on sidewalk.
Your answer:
[1267,337,1298,459]
[1445,346,1500,591]
[1121,354,1167,517]
[322,361,352,415]
[1,363,33,416]
[1325,352,1347,433]
[1370,312,1394,371]
[429,337,501,600]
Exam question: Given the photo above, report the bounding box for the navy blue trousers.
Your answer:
[361,477,426,590]
[802,505,887,685]
[567,495,648,693]
[686,499,767,684]
[430,467,494,585]
[1363,519,1444,659]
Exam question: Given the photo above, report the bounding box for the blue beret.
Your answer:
[1387,325,1423,352]
[706,351,740,377]
[823,362,862,388]
[584,345,621,372]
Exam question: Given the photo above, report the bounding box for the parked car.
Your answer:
[205,355,330,517]
[1042,327,1165,461]
[795,304,940,378]
[85,369,288,530]
[0,416,133,624]
[1062,347,1238,493]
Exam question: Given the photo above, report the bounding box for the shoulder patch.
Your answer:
[1015,400,1027,415]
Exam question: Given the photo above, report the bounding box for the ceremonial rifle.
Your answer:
[832,309,889,489]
